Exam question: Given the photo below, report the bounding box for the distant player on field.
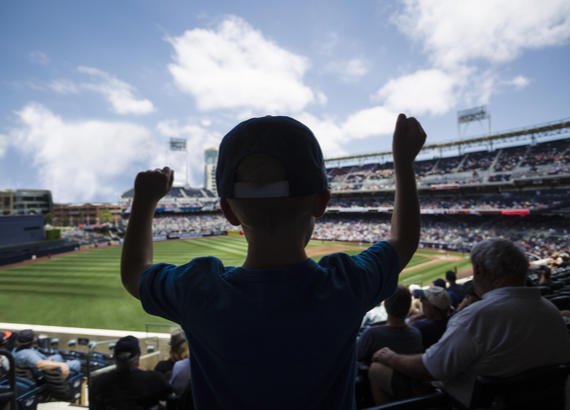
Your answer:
[121,114,426,409]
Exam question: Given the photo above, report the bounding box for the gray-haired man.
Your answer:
[369,238,570,407]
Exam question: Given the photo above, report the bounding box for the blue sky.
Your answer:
[1,0,569,203]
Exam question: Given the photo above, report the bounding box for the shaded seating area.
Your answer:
[0,350,41,410]
[360,362,569,410]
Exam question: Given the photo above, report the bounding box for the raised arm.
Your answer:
[387,114,426,271]
[121,167,174,299]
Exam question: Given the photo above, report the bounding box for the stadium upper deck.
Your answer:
[119,118,570,214]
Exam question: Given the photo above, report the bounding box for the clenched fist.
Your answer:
[134,167,174,203]
[392,114,427,165]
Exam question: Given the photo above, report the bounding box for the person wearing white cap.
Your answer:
[410,286,451,350]
[369,239,570,407]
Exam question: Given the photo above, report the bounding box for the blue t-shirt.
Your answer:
[139,241,398,410]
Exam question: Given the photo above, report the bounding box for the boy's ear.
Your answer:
[312,190,331,218]
[220,198,241,226]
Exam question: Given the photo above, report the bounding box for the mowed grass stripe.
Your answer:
[182,236,248,253]
[0,283,123,298]
[400,259,471,286]
[167,238,246,258]
[0,237,470,330]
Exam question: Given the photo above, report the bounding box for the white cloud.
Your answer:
[155,119,221,187]
[373,69,460,116]
[383,0,570,117]
[0,134,7,158]
[341,106,397,140]
[48,80,80,94]
[6,103,155,202]
[78,66,155,115]
[297,113,346,158]
[167,16,316,113]
[316,32,339,56]
[297,107,399,158]
[395,0,570,69]
[508,75,530,89]
[29,51,50,65]
[327,58,370,82]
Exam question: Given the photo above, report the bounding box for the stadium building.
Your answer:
[52,203,122,227]
[0,189,53,216]
[204,147,218,195]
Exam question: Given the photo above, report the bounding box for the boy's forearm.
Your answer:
[121,197,157,299]
[390,160,420,270]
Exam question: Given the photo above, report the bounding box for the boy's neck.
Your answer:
[242,231,309,270]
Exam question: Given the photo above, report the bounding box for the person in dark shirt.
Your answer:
[411,287,450,350]
[89,335,171,410]
[358,285,422,365]
[445,270,465,308]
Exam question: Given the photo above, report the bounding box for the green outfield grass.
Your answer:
[0,236,470,330]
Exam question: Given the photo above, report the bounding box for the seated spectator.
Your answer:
[445,270,465,308]
[0,331,12,373]
[154,329,188,381]
[369,239,570,407]
[407,285,422,316]
[456,280,480,312]
[89,335,171,410]
[357,285,422,365]
[361,302,388,327]
[432,278,446,289]
[13,329,80,380]
[410,287,450,350]
[170,357,191,397]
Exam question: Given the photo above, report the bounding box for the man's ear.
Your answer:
[220,198,241,226]
[312,190,331,218]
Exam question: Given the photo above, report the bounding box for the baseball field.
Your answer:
[0,236,471,331]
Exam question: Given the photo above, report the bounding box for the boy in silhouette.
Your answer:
[121,114,426,409]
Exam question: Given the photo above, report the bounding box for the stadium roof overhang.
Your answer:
[324,117,570,166]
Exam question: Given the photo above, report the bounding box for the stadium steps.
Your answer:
[455,154,468,172]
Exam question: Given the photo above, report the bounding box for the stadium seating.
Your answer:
[313,214,568,258]
[323,137,569,193]
[467,362,570,410]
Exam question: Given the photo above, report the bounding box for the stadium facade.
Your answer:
[0,189,53,216]
[204,147,218,195]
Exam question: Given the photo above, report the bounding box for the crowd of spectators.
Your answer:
[312,214,568,259]
[326,190,565,211]
[361,239,570,408]
[151,214,233,236]
[324,137,569,193]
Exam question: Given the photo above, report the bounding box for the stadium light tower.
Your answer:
[169,138,189,187]
[457,106,492,141]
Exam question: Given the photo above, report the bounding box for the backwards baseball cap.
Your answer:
[417,286,451,311]
[114,335,140,361]
[216,116,328,198]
